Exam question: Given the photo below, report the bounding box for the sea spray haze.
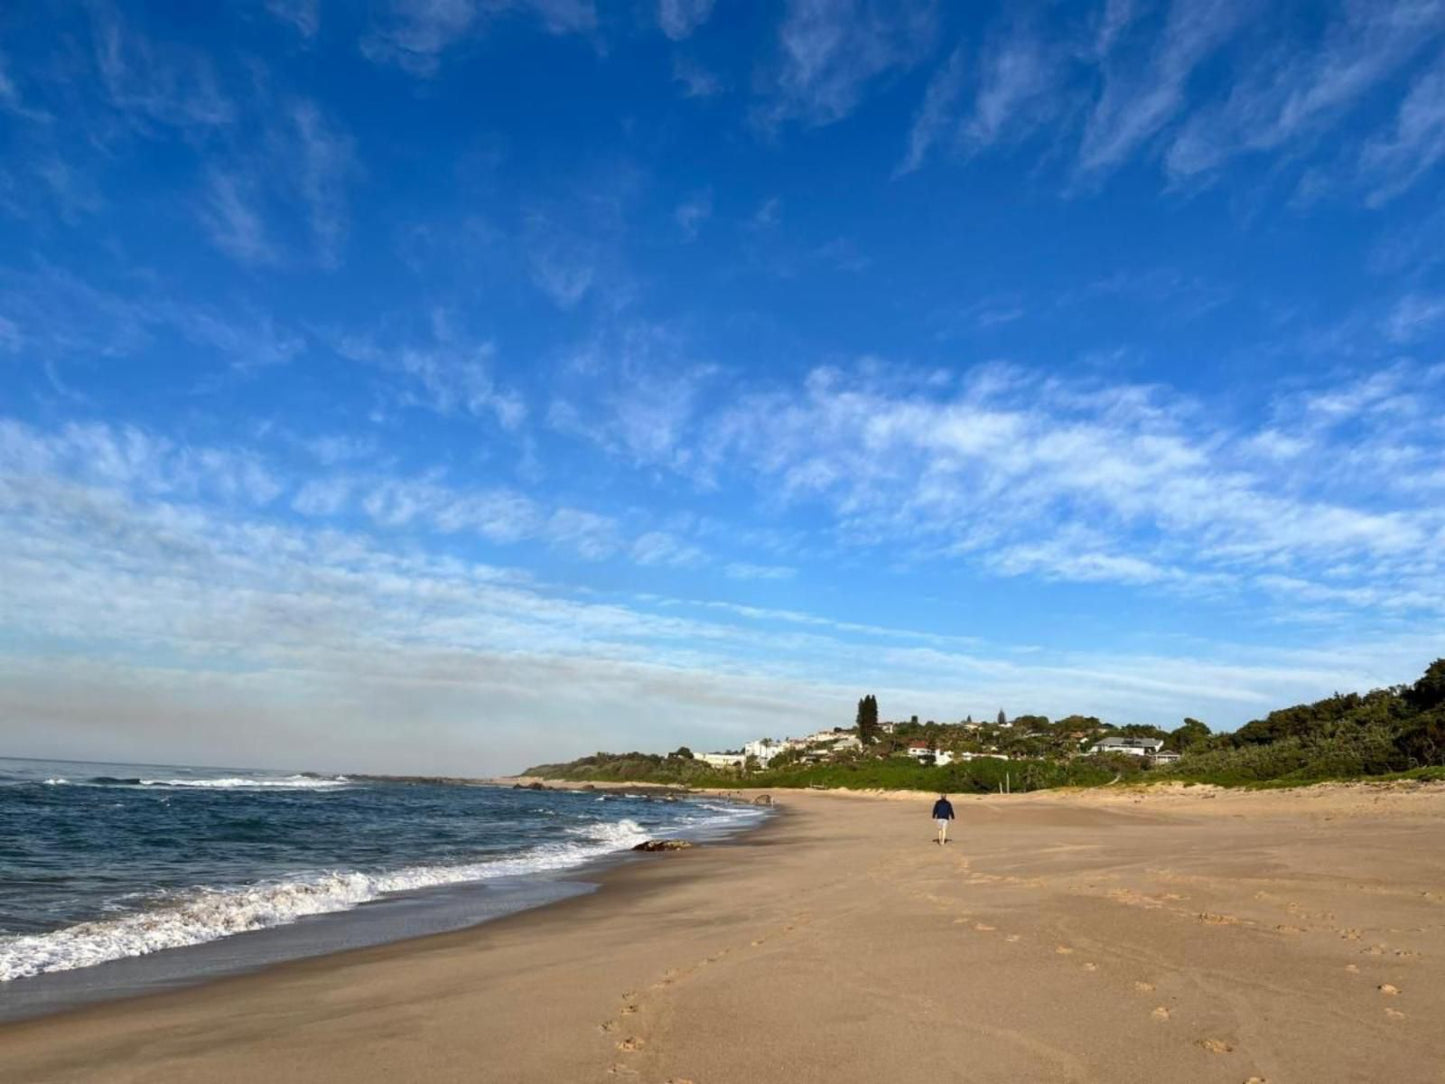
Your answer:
[0,758,764,983]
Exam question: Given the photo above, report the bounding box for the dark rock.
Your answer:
[632,839,694,852]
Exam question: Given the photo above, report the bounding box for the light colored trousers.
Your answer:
[936,818,950,843]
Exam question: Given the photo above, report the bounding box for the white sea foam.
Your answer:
[137,776,351,790]
[43,775,352,790]
[0,818,652,983]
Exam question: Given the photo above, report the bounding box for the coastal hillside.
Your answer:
[527,659,1445,791]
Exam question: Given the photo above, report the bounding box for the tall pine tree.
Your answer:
[856,694,880,745]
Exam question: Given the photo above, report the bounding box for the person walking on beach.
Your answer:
[932,794,955,845]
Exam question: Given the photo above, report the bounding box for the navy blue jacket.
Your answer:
[932,798,955,820]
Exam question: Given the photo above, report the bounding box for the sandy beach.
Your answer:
[3,783,1443,1083]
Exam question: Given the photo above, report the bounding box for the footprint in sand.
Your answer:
[974,923,996,932]
[616,1037,645,1052]
[1134,981,1156,993]
[1005,934,1021,943]
[606,1065,639,1078]
[600,1021,618,1033]
[1344,964,1359,973]
[620,1003,638,1016]
[1055,945,1074,955]
[1378,983,1400,996]
[1385,1008,1406,1020]
[1244,1077,1268,1083]
[1151,1006,1171,1021]
[1197,1038,1233,1054]
[1082,963,1098,972]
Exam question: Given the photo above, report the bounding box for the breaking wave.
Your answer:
[0,818,651,982]
[44,775,352,791]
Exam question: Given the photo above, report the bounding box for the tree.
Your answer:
[997,709,1008,727]
[1168,718,1211,752]
[856,694,881,745]
[1405,659,1445,712]
[669,746,694,759]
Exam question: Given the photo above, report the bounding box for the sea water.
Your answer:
[0,757,765,1016]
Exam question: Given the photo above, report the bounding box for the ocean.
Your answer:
[0,757,766,1018]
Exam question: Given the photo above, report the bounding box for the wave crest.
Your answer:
[0,817,653,982]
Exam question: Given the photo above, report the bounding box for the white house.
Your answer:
[1088,736,1165,757]
[744,738,782,763]
[1151,749,1182,765]
[696,752,747,770]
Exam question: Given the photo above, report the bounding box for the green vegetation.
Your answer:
[1160,659,1445,786]
[525,661,1445,792]
[855,694,880,746]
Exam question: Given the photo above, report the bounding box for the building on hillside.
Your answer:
[1088,736,1164,757]
[956,751,1009,762]
[696,752,747,770]
[1151,749,1182,765]
[744,738,782,763]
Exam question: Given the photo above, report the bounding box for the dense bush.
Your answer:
[529,659,1445,791]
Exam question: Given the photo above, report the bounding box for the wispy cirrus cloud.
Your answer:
[264,0,321,37]
[760,0,938,128]
[692,361,1445,614]
[89,1,235,130]
[1165,0,1445,185]
[657,0,715,41]
[547,320,718,471]
[1361,54,1445,206]
[12,411,1428,773]
[1077,0,1246,178]
[362,0,596,76]
[897,45,966,174]
[330,310,526,429]
[200,98,357,268]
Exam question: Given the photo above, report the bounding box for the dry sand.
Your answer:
[4,783,1444,1083]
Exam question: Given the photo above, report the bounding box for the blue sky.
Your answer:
[2,0,1444,773]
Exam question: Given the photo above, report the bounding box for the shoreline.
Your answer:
[0,784,771,1025]
[3,786,1443,1082]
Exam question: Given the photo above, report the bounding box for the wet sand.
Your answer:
[3,783,1443,1083]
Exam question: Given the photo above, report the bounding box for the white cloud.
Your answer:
[762,0,938,128]
[897,45,966,174]
[1361,55,1445,205]
[1384,292,1445,342]
[289,100,356,268]
[548,321,716,471]
[200,170,280,266]
[725,561,797,581]
[2,413,1442,771]
[672,55,723,97]
[264,0,321,37]
[632,531,708,568]
[658,0,715,41]
[674,188,713,240]
[89,2,235,129]
[333,322,526,430]
[966,26,1063,149]
[362,0,596,76]
[523,211,601,309]
[1165,0,1445,184]
[700,362,1445,609]
[1078,0,1246,176]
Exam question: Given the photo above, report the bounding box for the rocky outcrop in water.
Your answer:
[632,839,694,852]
